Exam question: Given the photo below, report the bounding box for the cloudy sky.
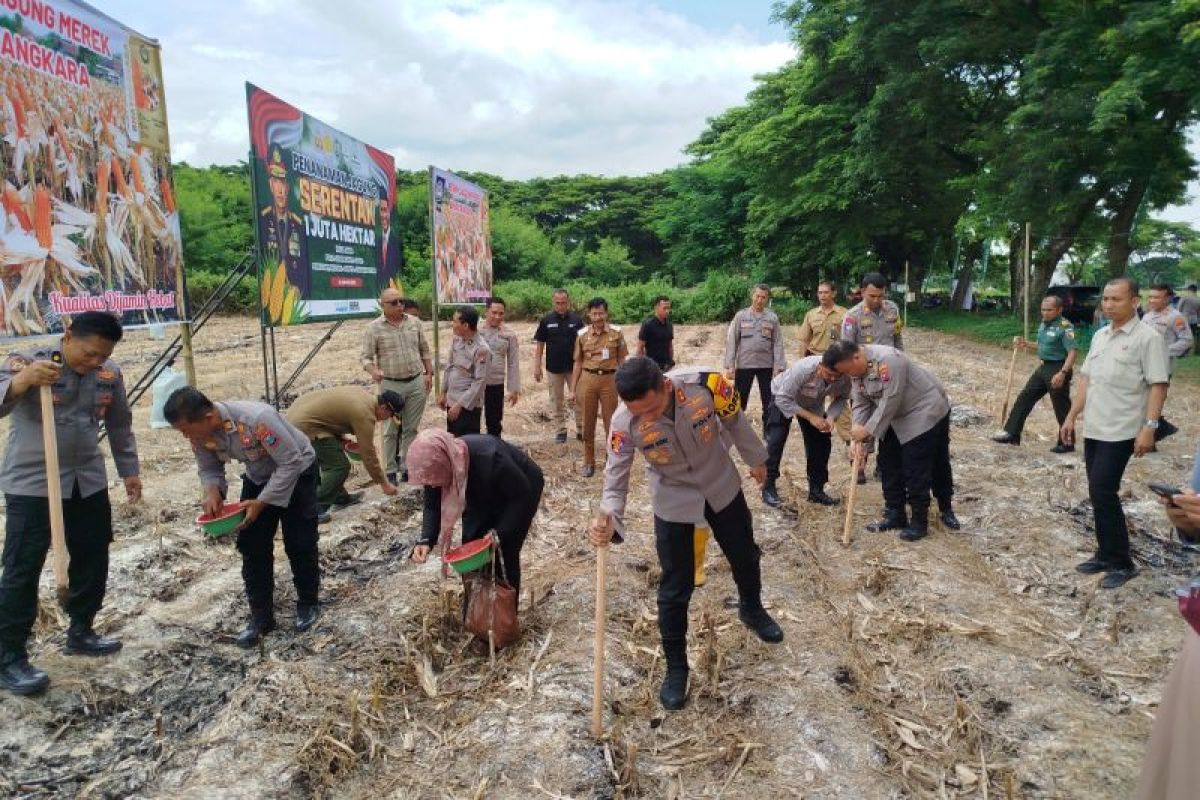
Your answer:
[98,0,1197,224]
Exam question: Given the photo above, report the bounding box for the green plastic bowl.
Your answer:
[444,534,494,575]
[196,504,245,538]
[344,440,363,462]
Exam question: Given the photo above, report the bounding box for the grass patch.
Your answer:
[907,308,1200,386]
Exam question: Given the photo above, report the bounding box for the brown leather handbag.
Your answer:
[462,538,520,649]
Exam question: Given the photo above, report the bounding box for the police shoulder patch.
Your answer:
[705,373,741,418]
[610,430,630,456]
[254,422,279,448]
[1175,316,1187,329]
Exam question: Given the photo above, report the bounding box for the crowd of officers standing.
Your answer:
[0,274,1191,711]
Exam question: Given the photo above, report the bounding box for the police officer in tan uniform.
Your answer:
[762,356,851,508]
[165,387,322,647]
[840,271,903,484]
[797,280,850,444]
[479,296,521,438]
[724,283,786,426]
[440,306,492,436]
[823,341,959,542]
[0,312,141,695]
[589,358,782,710]
[1141,282,1193,443]
[569,297,627,477]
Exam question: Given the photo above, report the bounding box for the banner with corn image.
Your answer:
[260,258,308,327]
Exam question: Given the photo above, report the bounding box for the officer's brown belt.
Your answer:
[584,368,615,375]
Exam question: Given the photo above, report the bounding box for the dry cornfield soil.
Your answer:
[0,316,1196,799]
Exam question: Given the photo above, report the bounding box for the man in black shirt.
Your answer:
[638,295,675,371]
[533,288,585,443]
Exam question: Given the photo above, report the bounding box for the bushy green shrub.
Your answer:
[186,270,259,313]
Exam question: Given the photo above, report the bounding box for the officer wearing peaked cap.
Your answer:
[260,143,310,297]
[589,358,783,711]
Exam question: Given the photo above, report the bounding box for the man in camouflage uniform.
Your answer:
[993,296,1079,452]
[259,143,309,296]
[823,341,959,542]
[590,357,782,711]
[440,306,491,436]
[0,312,141,695]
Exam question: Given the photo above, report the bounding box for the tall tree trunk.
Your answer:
[1008,233,1023,312]
[950,240,983,310]
[1105,173,1150,278]
[1030,181,1112,299]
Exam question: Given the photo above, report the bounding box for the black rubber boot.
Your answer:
[866,507,907,533]
[898,506,929,542]
[236,612,277,649]
[738,603,784,643]
[64,623,122,656]
[659,640,689,711]
[0,651,49,696]
[761,481,782,508]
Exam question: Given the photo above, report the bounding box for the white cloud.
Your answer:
[149,0,792,176]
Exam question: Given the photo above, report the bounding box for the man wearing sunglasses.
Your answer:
[361,288,432,483]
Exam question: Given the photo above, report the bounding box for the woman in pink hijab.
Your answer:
[407,430,543,590]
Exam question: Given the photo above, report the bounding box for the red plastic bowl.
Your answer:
[196,503,245,537]
[344,440,363,462]
[444,534,494,574]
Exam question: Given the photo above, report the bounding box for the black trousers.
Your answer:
[0,486,112,658]
[734,367,775,427]
[654,491,762,645]
[879,413,954,515]
[448,406,483,437]
[484,384,506,437]
[1083,438,1136,569]
[764,406,832,490]
[461,449,544,591]
[236,462,320,619]
[1004,360,1071,442]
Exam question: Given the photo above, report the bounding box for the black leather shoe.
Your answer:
[1050,443,1075,454]
[401,470,409,483]
[866,509,907,533]
[898,524,928,542]
[317,510,332,525]
[938,509,961,530]
[738,604,784,643]
[235,618,276,648]
[64,626,122,656]
[1101,568,1137,589]
[386,471,397,485]
[0,656,49,696]
[580,464,595,478]
[555,432,567,444]
[761,482,782,508]
[807,489,839,506]
[991,432,1021,445]
[659,666,689,710]
[1075,558,1110,575]
[856,470,867,485]
[295,605,320,632]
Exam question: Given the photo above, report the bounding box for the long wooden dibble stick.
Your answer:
[842,447,865,546]
[39,385,69,607]
[591,541,609,737]
[1000,343,1019,424]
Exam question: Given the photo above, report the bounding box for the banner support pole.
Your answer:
[428,166,441,396]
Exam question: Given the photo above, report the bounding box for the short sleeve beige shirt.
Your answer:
[1079,317,1170,442]
[360,314,430,379]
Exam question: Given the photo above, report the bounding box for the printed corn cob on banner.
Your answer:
[0,0,186,336]
[246,84,400,327]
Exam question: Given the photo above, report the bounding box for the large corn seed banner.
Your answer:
[0,0,186,336]
[247,83,398,326]
[431,167,492,305]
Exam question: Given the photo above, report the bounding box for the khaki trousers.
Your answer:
[578,371,617,466]
[381,376,427,474]
[547,371,578,436]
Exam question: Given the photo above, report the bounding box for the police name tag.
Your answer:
[601,348,610,360]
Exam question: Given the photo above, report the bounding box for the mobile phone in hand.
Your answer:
[1148,480,1183,499]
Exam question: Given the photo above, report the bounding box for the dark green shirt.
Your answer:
[1037,317,1076,361]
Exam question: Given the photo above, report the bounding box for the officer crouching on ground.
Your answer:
[589,357,783,711]
[0,312,141,696]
